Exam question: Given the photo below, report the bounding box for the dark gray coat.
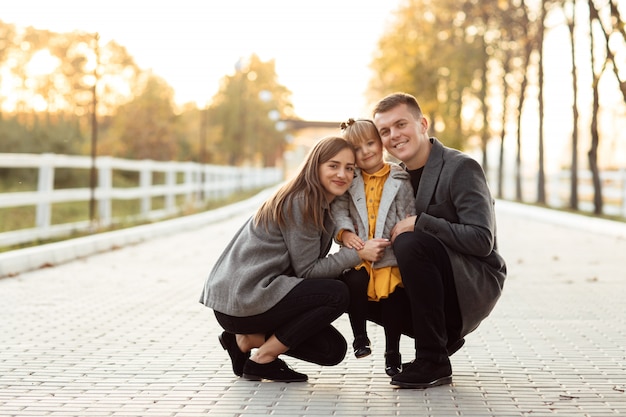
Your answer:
[413,138,506,336]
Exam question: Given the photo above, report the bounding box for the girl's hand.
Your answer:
[357,238,391,262]
[342,231,365,250]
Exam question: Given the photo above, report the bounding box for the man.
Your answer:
[371,92,507,389]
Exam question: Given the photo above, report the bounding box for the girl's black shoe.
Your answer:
[242,358,308,382]
[353,335,372,358]
[218,331,250,377]
[384,351,402,376]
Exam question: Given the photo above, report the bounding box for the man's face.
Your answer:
[374,103,428,169]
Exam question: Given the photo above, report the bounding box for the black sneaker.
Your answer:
[242,358,308,382]
[390,358,452,389]
[218,331,250,377]
[353,335,372,358]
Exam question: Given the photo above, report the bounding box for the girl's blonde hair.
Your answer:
[340,118,381,147]
[254,136,355,231]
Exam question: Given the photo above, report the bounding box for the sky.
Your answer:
[4,0,400,122]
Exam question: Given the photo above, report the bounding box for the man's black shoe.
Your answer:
[401,338,466,369]
[242,358,308,382]
[390,358,452,389]
[218,331,250,377]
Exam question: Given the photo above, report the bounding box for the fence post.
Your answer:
[98,156,113,226]
[621,169,626,218]
[165,163,176,213]
[35,153,55,230]
[183,163,194,207]
[204,165,214,201]
[140,161,152,216]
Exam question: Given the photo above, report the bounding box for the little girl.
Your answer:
[331,118,415,376]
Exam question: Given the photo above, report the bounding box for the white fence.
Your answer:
[0,153,283,247]
[488,168,626,217]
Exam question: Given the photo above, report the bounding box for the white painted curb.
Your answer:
[1,195,624,278]
[0,188,275,278]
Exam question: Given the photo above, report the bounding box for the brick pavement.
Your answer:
[1,198,625,416]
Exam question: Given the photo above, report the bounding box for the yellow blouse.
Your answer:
[357,164,403,301]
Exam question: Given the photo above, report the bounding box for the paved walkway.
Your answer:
[1,196,625,416]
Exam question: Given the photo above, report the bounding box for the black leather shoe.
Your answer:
[242,358,308,382]
[384,351,402,377]
[218,331,250,377]
[401,338,466,369]
[391,358,452,389]
[353,335,372,358]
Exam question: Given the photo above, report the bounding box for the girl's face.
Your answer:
[319,147,355,202]
[353,137,384,174]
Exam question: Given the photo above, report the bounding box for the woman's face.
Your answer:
[319,147,355,202]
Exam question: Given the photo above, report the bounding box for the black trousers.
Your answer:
[366,231,462,362]
[214,278,349,366]
[341,267,404,352]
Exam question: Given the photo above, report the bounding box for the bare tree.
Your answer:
[564,0,580,209]
[515,0,534,202]
[587,0,606,214]
[536,0,547,204]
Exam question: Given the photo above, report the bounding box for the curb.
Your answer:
[1,196,624,278]
[0,188,274,278]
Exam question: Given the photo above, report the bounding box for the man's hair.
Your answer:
[372,92,423,119]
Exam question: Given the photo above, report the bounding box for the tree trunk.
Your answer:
[515,0,533,202]
[536,0,547,204]
[567,0,579,210]
[480,36,490,174]
[497,52,512,199]
[588,0,604,214]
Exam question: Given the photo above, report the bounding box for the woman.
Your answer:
[199,136,391,382]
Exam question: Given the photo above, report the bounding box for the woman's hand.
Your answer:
[357,238,391,262]
[342,231,365,250]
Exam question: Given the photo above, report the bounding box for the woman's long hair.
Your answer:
[254,136,354,231]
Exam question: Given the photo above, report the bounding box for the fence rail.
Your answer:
[0,153,283,247]
[487,168,626,217]
[2,152,625,249]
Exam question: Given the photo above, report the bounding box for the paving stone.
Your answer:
[1,201,625,416]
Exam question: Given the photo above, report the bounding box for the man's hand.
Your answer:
[357,238,392,262]
[390,215,418,242]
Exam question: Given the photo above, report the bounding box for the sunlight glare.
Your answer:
[26,50,60,76]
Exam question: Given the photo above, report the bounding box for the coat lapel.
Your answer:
[350,172,370,236]
[415,139,444,214]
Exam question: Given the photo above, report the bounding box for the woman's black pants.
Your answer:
[214,278,349,366]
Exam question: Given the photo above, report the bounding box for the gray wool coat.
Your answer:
[199,193,361,317]
[413,138,507,337]
[330,163,415,268]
